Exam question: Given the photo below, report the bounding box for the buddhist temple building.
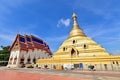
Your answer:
[37,13,120,71]
[7,34,52,68]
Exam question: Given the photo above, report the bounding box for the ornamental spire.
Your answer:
[69,13,86,38]
[72,13,78,26]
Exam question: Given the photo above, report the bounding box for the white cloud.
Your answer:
[57,18,70,27]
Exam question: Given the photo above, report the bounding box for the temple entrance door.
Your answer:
[80,63,83,69]
[104,64,107,70]
[71,48,76,56]
[20,58,25,68]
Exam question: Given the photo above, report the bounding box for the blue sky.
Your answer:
[0,0,120,55]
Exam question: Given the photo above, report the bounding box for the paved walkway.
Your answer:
[0,67,120,80]
[0,69,85,80]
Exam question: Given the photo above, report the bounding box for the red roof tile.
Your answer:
[10,34,52,55]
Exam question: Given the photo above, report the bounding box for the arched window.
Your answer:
[27,58,30,61]
[73,40,76,44]
[27,58,31,64]
[33,58,36,64]
[21,58,24,61]
[83,44,87,49]
[116,61,119,65]
[20,57,25,68]
[63,47,65,51]
[20,58,24,64]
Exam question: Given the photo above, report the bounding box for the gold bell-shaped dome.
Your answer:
[69,13,86,38]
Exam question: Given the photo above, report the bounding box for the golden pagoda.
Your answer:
[37,13,120,71]
[53,13,109,58]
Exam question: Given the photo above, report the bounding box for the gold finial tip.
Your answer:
[72,13,77,18]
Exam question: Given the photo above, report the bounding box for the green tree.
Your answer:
[0,46,10,66]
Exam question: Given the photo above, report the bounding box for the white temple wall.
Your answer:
[8,48,51,68]
[15,50,20,67]
[7,50,20,67]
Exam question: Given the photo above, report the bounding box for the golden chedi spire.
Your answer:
[69,13,86,38]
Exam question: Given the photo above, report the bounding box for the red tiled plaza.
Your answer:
[0,68,120,80]
[0,70,84,80]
